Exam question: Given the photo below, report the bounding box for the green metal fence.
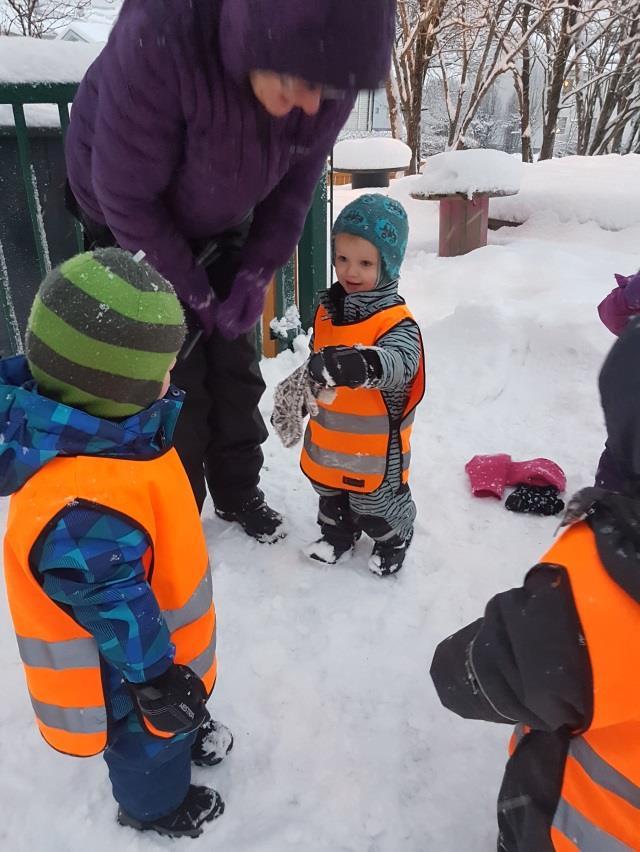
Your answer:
[0,80,331,357]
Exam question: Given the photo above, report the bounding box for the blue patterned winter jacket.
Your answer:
[0,356,184,720]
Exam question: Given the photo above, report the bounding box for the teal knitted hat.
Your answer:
[25,248,186,419]
[332,194,409,283]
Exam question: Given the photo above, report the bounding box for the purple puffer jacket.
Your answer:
[598,271,640,336]
[65,0,395,332]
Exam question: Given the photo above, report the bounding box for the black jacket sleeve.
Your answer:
[430,564,593,732]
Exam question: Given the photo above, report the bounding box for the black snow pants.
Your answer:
[66,186,268,513]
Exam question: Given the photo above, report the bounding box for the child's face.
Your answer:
[160,358,177,400]
[334,233,380,295]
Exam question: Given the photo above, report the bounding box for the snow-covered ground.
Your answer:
[490,153,640,231]
[2,167,640,851]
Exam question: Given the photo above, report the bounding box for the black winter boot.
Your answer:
[117,785,224,838]
[303,531,361,565]
[215,490,285,543]
[368,530,414,577]
[191,717,234,767]
[305,492,361,563]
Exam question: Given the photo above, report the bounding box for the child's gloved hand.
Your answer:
[128,663,207,738]
[308,346,381,389]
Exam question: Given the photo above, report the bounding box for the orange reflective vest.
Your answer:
[300,302,425,493]
[4,449,216,758]
[510,523,640,851]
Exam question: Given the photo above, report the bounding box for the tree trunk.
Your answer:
[385,78,402,140]
[589,17,638,155]
[539,0,581,161]
[393,0,448,173]
[520,1,533,163]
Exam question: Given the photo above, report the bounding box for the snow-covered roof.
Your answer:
[0,35,102,84]
[56,0,120,43]
[59,21,114,43]
[333,137,412,171]
[490,154,640,232]
[413,149,523,199]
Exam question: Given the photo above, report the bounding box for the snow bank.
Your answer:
[414,148,523,199]
[333,137,412,171]
[490,154,640,232]
[0,36,101,84]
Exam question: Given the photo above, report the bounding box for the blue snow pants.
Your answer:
[103,711,197,821]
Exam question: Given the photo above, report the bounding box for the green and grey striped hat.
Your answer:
[25,248,186,419]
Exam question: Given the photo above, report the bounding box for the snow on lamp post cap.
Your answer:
[413,149,523,200]
[333,138,412,171]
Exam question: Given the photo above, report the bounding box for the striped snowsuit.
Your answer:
[310,280,423,544]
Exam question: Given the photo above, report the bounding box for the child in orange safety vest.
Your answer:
[1,249,231,839]
[431,318,640,851]
[274,194,425,575]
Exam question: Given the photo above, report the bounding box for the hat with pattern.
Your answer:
[25,248,186,419]
[332,193,409,284]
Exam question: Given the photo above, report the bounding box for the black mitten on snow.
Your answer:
[308,345,382,389]
[128,663,207,738]
[505,484,565,517]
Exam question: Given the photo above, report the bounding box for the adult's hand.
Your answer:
[184,291,216,339]
[215,268,270,340]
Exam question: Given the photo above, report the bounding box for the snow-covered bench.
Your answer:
[333,137,412,189]
[412,149,522,257]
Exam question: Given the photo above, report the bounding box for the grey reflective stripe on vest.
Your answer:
[402,410,416,429]
[313,407,390,435]
[553,798,632,851]
[17,635,99,670]
[30,696,107,735]
[402,451,411,471]
[188,633,217,681]
[303,433,386,475]
[513,723,526,746]
[163,568,213,633]
[16,568,213,676]
[569,736,640,809]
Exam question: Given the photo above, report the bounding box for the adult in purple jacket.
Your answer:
[65,0,395,541]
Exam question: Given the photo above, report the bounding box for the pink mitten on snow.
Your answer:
[507,458,566,492]
[465,454,512,498]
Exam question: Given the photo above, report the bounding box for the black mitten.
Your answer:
[505,484,565,516]
[308,346,382,389]
[128,663,207,738]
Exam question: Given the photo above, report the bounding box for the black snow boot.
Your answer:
[215,490,285,543]
[303,530,361,565]
[117,785,224,838]
[368,530,414,577]
[191,717,234,767]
